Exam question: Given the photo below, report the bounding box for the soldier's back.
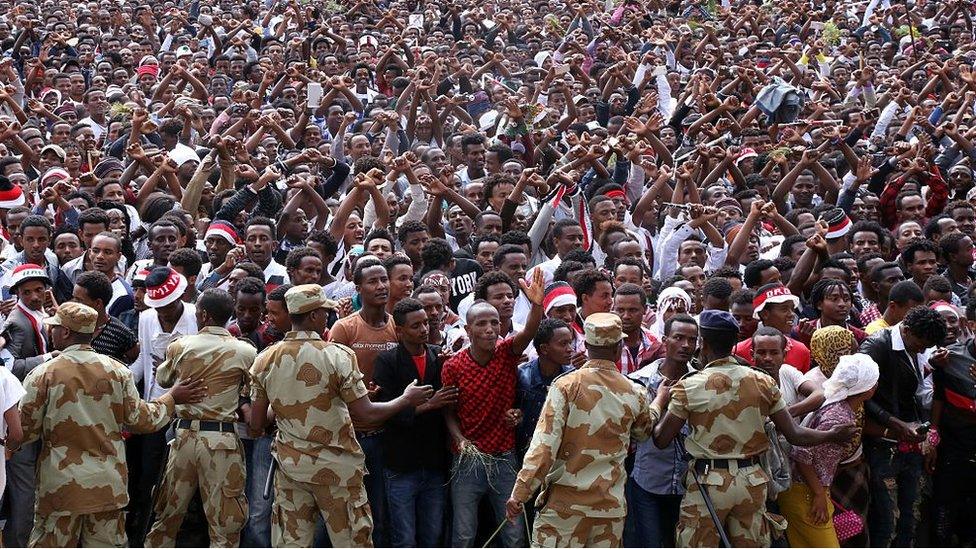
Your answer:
[670,358,785,459]
[541,359,652,517]
[249,330,368,486]
[160,326,256,421]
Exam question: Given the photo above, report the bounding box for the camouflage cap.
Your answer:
[43,302,98,334]
[285,284,337,315]
[583,312,624,346]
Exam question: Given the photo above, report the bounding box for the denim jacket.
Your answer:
[515,359,573,455]
[629,359,690,495]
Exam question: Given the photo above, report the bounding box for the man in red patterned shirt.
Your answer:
[442,269,545,548]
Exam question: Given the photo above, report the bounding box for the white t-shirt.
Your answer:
[0,364,24,496]
[779,364,807,408]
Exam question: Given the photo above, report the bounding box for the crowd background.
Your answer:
[0,0,970,546]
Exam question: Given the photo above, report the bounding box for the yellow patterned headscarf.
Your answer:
[810,326,856,378]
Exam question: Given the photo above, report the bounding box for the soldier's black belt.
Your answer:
[694,456,761,473]
[175,419,237,433]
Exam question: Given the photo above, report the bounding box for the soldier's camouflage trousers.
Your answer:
[531,508,623,548]
[29,509,126,548]
[677,463,785,548]
[272,468,374,548]
[144,429,248,548]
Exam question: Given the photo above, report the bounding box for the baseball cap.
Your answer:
[44,302,97,334]
[752,285,800,319]
[698,309,740,333]
[285,284,337,315]
[583,312,623,346]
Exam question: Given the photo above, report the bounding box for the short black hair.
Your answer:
[752,325,787,347]
[285,246,321,271]
[779,234,806,257]
[552,219,582,240]
[473,234,500,252]
[923,274,952,295]
[533,318,570,349]
[392,297,425,326]
[383,254,413,275]
[75,271,112,306]
[397,220,429,244]
[902,306,947,345]
[664,313,698,336]
[614,282,646,303]
[475,271,517,300]
[353,256,385,285]
[571,268,611,301]
[363,227,394,252]
[889,280,924,305]
[743,259,775,289]
[19,214,52,236]
[198,288,236,324]
[939,232,971,257]
[499,229,530,250]
[562,249,595,265]
[901,238,938,265]
[870,261,903,282]
[493,244,526,270]
[306,230,339,257]
[235,262,266,282]
[268,283,293,302]
[851,220,887,246]
[421,238,454,271]
[78,207,110,231]
[236,277,267,299]
[731,288,755,306]
[613,257,646,279]
[553,260,586,282]
[246,216,276,236]
[712,265,744,283]
[820,259,852,279]
[703,276,733,300]
[168,248,203,277]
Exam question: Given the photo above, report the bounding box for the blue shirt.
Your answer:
[516,359,573,454]
[629,359,690,495]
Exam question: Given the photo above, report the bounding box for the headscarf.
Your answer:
[822,354,879,406]
[651,286,692,338]
[810,325,855,377]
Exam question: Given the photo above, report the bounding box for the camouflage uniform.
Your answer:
[668,357,788,548]
[19,343,176,547]
[511,313,663,548]
[144,326,256,547]
[249,329,373,548]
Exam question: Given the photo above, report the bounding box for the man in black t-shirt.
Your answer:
[419,237,482,312]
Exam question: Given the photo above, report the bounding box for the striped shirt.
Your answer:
[92,316,138,364]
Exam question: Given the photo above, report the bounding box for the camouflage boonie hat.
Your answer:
[44,302,97,334]
[285,284,337,315]
[584,312,624,346]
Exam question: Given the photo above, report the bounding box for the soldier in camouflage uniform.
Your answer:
[145,289,256,547]
[17,303,205,548]
[653,310,856,548]
[248,284,433,547]
[506,312,669,548]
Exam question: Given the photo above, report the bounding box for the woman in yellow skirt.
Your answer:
[778,354,879,547]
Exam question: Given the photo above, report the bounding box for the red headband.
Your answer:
[605,189,626,200]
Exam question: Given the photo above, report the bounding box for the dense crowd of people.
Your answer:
[0,0,972,546]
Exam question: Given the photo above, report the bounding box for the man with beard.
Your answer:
[328,257,398,546]
[626,313,698,547]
